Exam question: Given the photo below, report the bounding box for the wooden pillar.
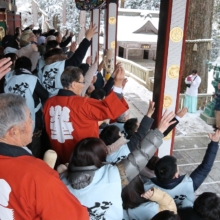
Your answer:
[105,0,118,66]
[126,48,129,59]
[91,9,100,62]
[120,0,125,9]
[152,0,190,157]
[62,0,66,27]
[78,11,86,45]
[32,0,38,26]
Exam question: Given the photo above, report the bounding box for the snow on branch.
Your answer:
[32,0,48,17]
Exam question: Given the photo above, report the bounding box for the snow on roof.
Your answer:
[133,18,158,34]
[118,8,159,17]
[117,15,158,43]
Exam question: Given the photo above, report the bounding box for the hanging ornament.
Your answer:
[193,43,198,51]
[104,49,114,81]
[207,42,212,50]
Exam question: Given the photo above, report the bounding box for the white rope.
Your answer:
[186,39,213,43]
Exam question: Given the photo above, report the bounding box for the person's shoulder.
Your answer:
[98,164,120,182]
[2,155,58,179]
[25,73,38,80]
[17,156,59,178]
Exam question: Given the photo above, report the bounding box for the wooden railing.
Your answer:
[116,56,154,90]
[116,56,213,110]
[179,93,213,110]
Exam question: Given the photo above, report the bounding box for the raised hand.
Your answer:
[69,32,74,37]
[85,23,98,41]
[114,66,125,88]
[146,100,155,118]
[86,56,92,65]
[70,41,77,53]
[176,107,188,118]
[141,188,154,199]
[122,78,128,89]
[112,62,122,78]
[208,129,220,142]
[158,110,176,133]
[0,58,12,79]
[115,66,125,79]
[94,52,99,64]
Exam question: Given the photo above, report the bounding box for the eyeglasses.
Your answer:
[77,81,85,84]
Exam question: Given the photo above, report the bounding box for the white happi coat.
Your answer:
[61,164,123,220]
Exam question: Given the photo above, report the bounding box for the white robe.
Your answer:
[185,74,201,97]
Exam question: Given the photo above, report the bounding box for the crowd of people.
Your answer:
[0,23,219,220]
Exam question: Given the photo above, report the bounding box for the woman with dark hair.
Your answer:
[122,176,177,220]
[60,111,175,220]
[100,124,130,164]
[4,56,49,157]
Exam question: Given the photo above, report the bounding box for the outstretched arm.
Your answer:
[128,101,155,152]
[141,188,177,214]
[117,110,176,187]
[190,130,220,191]
[65,24,97,67]
[163,107,188,137]
[81,53,98,96]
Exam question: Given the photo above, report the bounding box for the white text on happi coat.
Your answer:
[50,106,74,143]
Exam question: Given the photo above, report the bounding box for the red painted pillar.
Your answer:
[152,0,190,157]
[104,0,118,66]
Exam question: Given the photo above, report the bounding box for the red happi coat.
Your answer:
[0,154,89,220]
[43,90,128,163]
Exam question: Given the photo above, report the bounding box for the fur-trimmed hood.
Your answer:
[44,53,67,65]
[44,48,67,65]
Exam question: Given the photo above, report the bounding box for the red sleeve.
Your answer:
[82,92,128,121]
[35,175,89,219]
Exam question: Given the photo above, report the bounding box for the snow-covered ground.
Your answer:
[124,77,214,136]
[123,76,153,102]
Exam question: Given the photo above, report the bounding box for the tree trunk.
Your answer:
[120,0,125,8]
[181,0,214,93]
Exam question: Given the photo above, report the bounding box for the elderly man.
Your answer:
[0,94,89,219]
[43,65,129,163]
